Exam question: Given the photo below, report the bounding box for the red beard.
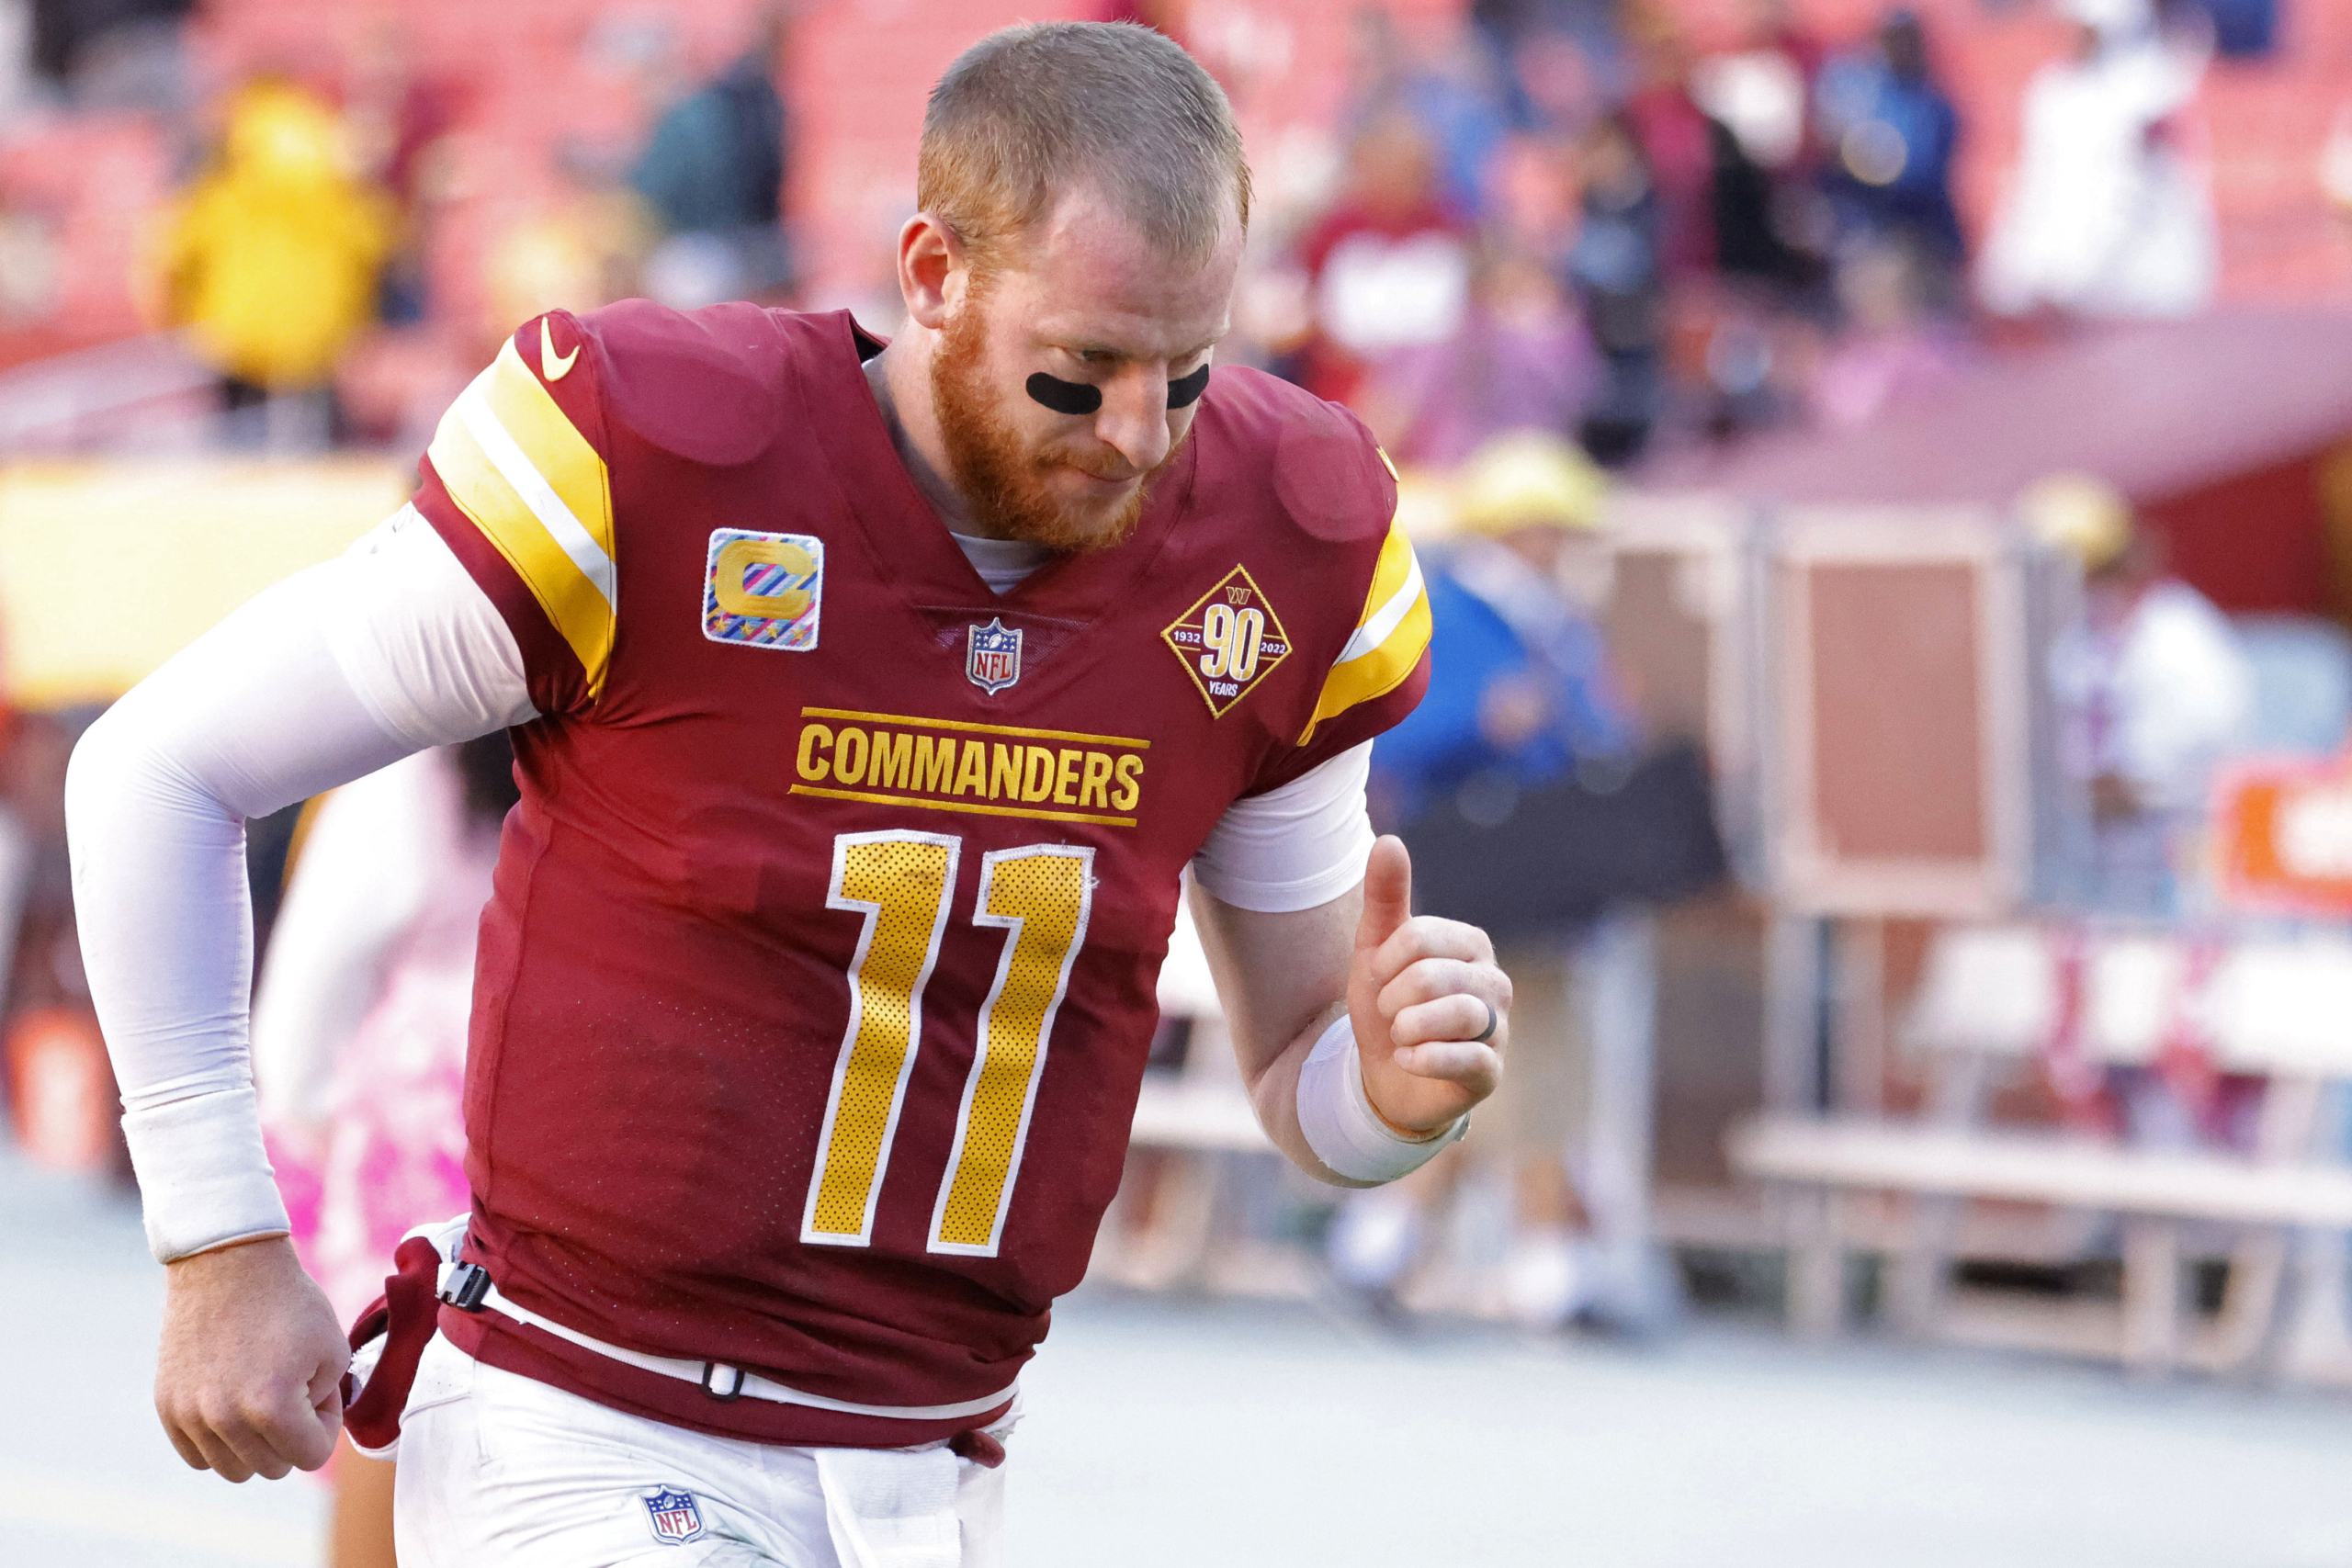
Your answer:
[929,299,1183,554]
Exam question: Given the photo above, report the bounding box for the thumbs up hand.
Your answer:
[1347,835,1509,1135]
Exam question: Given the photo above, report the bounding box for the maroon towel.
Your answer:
[341,1234,445,1450]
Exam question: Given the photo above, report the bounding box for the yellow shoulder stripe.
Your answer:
[1300,522,1430,743]
[425,336,616,694]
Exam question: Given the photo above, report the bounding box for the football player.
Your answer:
[68,22,1511,1564]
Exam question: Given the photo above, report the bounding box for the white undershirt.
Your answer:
[947,529,1054,595]
[65,511,1374,1261]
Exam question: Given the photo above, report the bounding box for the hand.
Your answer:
[156,1235,348,1482]
[1347,835,1509,1134]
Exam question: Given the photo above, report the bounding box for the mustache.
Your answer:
[1036,445,1140,483]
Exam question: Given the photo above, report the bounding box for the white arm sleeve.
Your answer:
[1190,742,1376,913]
[65,511,533,1261]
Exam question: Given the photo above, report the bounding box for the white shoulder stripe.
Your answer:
[1335,549,1424,665]
[457,384,617,611]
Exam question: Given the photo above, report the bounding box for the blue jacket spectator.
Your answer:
[1373,433,1638,826]
[1816,9,1965,267]
[630,10,794,307]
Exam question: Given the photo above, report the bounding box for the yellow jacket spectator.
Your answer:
[161,80,393,392]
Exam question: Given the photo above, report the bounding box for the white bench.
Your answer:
[1728,924,2352,1377]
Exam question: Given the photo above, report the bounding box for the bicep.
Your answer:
[330,504,537,745]
[79,509,530,825]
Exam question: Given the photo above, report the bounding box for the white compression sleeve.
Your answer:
[331,504,537,746]
[66,513,533,1261]
[1189,742,1376,914]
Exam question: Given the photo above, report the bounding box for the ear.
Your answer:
[899,213,967,332]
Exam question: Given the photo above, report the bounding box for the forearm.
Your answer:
[1188,836,1501,1187]
[1193,869,1447,1183]
[1183,745,1377,1179]
[1247,1007,1377,1189]
[1187,879,1358,1182]
[67,515,531,1262]
[1195,886,1475,1187]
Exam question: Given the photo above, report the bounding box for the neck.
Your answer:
[864,333,1003,539]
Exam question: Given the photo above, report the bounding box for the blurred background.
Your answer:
[9,0,2352,1562]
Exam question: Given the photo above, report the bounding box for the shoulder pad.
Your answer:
[576,299,792,468]
[1202,367,1396,546]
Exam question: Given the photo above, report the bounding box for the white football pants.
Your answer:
[391,1333,1009,1567]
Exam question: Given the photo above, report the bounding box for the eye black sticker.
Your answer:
[1025,372,1102,415]
[1024,366,1214,415]
[1167,363,1211,409]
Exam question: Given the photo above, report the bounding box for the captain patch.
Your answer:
[1163,565,1293,717]
[703,528,822,651]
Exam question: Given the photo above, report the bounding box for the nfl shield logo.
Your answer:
[967,617,1023,694]
[641,1485,707,1545]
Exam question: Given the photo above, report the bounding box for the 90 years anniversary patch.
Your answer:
[1162,565,1292,717]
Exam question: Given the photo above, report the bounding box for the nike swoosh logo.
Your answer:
[540,319,579,382]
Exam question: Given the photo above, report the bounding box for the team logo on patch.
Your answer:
[641,1485,707,1544]
[1162,565,1292,717]
[967,616,1023,694]
[703,528,822,651]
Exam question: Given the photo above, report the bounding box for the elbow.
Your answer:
[63,699,197,866]
[62,706,125,858]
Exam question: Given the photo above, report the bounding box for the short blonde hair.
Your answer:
[917,21,1250,276]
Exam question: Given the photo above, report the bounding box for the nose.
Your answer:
[1091,368,1172,477]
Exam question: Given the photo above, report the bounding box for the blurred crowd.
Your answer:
[1220,0,2256,471]
[0,0,2315,458]
[0,0,797,448]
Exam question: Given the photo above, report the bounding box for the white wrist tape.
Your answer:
[1295,1013,1467,1184]
[121,1084,291,1262]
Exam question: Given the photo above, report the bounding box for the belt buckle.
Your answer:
[702,1362,747,1402]
[435,1259,492,1313]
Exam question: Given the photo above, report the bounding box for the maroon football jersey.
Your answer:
[412,302,1430,1446]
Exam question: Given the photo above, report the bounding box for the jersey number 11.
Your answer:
[801,829,1094,1258]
